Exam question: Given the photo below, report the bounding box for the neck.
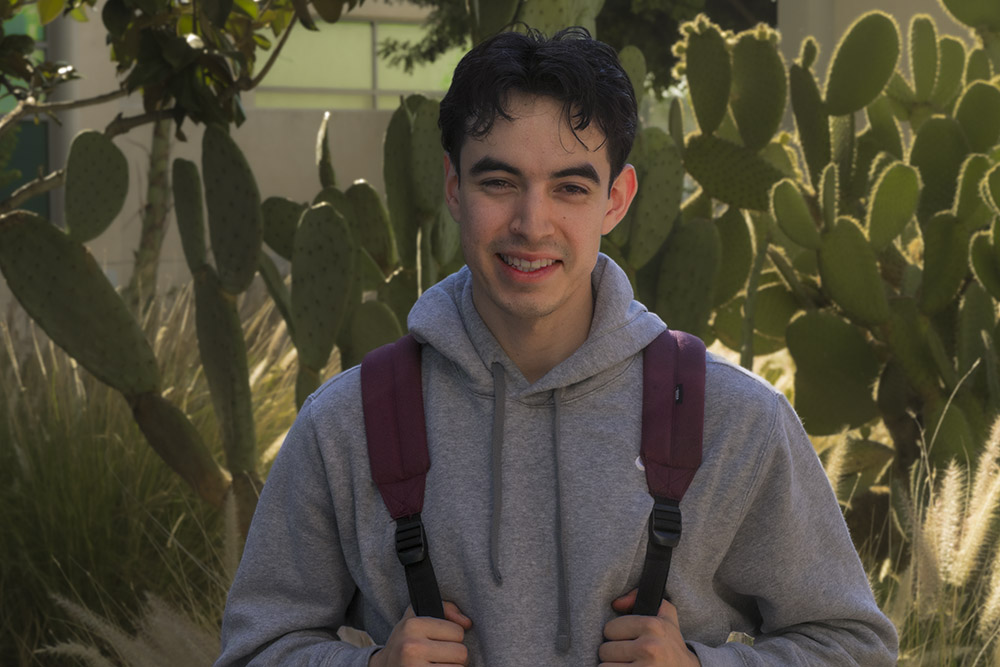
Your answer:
[474,292,595,384]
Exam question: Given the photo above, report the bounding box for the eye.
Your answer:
[481,178,513,191]
[560,183,590,195]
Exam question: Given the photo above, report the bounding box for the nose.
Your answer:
[511,187,554,241]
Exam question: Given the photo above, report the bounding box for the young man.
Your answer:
[216,28,898,666]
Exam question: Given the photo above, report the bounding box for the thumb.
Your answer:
[611,588,638,613]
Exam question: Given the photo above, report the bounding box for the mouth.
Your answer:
[499,254,557,273]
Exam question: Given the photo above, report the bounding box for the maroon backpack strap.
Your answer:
[361,334,444,618]
[633,328,706,616]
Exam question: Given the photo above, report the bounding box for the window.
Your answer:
[254,19,465,110]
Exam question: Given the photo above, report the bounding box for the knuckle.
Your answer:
[398,637,424,659]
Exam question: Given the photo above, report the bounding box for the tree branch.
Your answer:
[104,109,176,139]
[0,169,64,214]
[0,89,128,140]
[246,15,298,90]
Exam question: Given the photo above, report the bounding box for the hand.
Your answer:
[599,589,701,666]
[368,601,472,667]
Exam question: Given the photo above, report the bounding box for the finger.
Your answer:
[658,598,680,625]
[421,638,470,665]
[401,605,415,621]
[443,600,473,630]
[611,588,637,613]
[598,637,638,663]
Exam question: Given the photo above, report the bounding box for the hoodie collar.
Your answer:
[408,253,667,399]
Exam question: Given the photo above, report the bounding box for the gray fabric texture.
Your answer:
[215,254,898,666]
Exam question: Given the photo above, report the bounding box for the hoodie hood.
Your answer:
[408,253,667,398]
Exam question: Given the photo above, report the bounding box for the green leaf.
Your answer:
[38,0,65,24]
[232,0,258,19]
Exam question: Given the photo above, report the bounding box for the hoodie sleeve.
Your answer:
[214,397,381,667]
[686,394,898,666]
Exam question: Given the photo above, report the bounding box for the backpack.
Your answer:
[359,329,706,618]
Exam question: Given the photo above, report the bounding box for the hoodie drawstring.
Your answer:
[489,362,506,585]
[552,386,571,653]
[488,367,571,654]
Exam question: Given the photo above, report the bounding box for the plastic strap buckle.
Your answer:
[649,499,682,550]
[395,514,428,566]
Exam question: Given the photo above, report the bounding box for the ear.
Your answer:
[601,163,638,236]
[444,153,461,221]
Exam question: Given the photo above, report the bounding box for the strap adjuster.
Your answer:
[395,514,428,566]
[649,499,682,549]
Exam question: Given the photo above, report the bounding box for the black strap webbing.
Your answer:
[395,514,445,618]
[633,498,682,615]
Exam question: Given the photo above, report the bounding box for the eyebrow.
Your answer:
[468,156,602,186]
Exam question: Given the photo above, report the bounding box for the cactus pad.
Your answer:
[346,180,398,273]
[866,95,903,159]
[316,111,336,188]
[712,206,753,305]
[730,28,786,152]
[385,98,418,268]
[683,133,783,211]
[789,62,830,188]
[820,162,838,230]
[867,162,920,251]
[202,125,263,295]
[261,196,306,262]
[0,211,159,395]
[172,158,207,271]
[712,297,785,356]
[291,203,356,372]
[64,130,129,243]
[654,217,720,337]
[824,11,900,116]
[409,95,444,221]
[957,281,994,377]
[677,18,731,136]
[771,179,821,250]
[786,310,880,435]
[940,0,1000,32]
[131,392,230,508]
[971,232,1000,300]
[342,300,403,369]
[929,37,966,108]
[618,45,646,106]
[819,216,890,325]
[955,81,1000,153]
[193,265,256,474]
[909,16,937,103]
[965,48,992,84]
[625,128,683,269]
[920,212,973,314]
[909,116,968,222]
[954,154,991,224]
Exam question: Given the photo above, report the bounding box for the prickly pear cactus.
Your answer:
[0,211,159,396]
[626,8,1000,499]
[64,131,129,243]
[291,203,357,407]
[202,125,263,295]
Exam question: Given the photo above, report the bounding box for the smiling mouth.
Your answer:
[499,254,557,272]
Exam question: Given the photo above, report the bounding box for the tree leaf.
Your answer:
[38,0,66,24]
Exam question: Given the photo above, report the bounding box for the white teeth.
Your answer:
[501,255,555,272]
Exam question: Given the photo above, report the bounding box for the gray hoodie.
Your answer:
[216,255,898,666]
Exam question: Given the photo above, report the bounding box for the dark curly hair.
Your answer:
[438,27,638,187]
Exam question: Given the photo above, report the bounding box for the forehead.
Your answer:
[459,93,611,173]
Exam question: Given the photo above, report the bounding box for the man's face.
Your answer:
[444,92,637,335]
